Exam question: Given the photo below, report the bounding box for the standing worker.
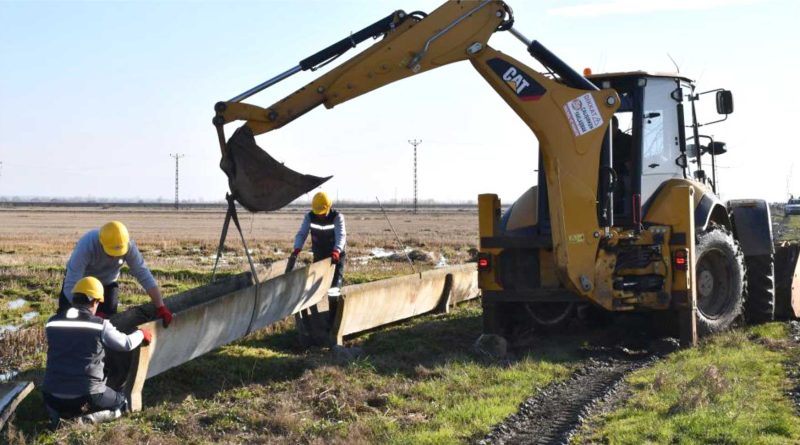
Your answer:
[289,192,347,315]
[59,221,172,325]
[43,276,152,423]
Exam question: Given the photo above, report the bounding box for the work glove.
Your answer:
[139,328,152,346]
[286,248,301,273]
[331,249,341,264]
[156,305,173,328]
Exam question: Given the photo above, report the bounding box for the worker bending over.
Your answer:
[290,191,347,289]
[43,277,152,422]
[59,221,172,325]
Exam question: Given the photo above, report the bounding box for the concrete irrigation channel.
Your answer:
[0,260,480,425]
[103,261,479,411]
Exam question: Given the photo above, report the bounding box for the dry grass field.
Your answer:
[0,207,478,271]
[3,207,800,444]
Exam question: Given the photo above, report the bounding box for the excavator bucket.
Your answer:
[775,241,800,319]
[219,125,331,212]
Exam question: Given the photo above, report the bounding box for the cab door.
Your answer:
[640,78,684,202]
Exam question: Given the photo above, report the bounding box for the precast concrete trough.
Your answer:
[329,263,479,345]
[113,259,334,411]
[109,261,477,411]
[0,381,33,431]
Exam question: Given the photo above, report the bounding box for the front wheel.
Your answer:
[695,226,745,335]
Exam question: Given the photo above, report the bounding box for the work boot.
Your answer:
[327,287,341,327]
[78,409,122,424]
[44,403,61,430]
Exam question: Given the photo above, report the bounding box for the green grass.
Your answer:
[352,305,575,444]
[583,323,800,444]
[776,207,800,242]
[7,302,580,445]
[6,227,800,444]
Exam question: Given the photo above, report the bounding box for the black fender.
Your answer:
[642,178,731,232]
[727,199,774,257]
[694,192,732,232]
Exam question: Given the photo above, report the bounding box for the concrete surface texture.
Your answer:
[331,264,479,345]
[250,259,331,331]
[0,381,33,431]
[127,259,334,410]
[123,261,474,409]
[446,263,480,303]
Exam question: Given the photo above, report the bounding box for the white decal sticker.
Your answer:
[564,93,604,136]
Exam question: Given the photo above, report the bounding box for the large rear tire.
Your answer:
[695,226,745,336]
[744,254,776,323]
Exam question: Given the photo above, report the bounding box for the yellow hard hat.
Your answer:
[72,276,105,303]
[99,221,129,256]
[311,192,332,215]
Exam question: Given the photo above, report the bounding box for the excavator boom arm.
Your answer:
[215,1,507,134]
[214,0,621,296]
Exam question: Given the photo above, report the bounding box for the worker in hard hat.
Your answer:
[43,277,152,424]
[289,191,347,295]
[58,221,172,326]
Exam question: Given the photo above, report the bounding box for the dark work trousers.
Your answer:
[58,281,120,316]
[314,251,346,325]
[43,387,127,418]
[313,251,346,289]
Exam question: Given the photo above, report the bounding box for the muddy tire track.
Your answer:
[477,344,669,445]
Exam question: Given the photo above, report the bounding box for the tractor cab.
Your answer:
[587,71,734,228]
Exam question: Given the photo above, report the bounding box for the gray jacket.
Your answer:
[43,307,144,396]
[63,229,157,303]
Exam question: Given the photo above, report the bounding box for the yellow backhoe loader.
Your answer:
[211,0,800,347]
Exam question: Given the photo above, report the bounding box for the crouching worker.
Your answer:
[43,277,152,425]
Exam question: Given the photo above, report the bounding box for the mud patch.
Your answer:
[478,345,665,445]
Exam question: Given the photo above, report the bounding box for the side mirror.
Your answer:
[703,141,728,156]
[707,141,727,155]
[716,90,734,115]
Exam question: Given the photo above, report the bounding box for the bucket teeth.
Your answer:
[220,125,331,212]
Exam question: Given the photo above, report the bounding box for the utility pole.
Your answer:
[170,153,185,210]
[408,139,421,214]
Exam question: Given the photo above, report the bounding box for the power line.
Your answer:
[408,139,421,214]
[170,153,185,210]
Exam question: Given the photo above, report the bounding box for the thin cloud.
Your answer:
[548,0,763,17]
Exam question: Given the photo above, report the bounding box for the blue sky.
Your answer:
[1,0,798,203]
